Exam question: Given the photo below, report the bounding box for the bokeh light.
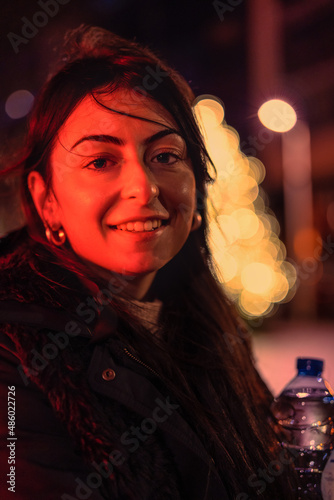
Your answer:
[5,90,34,119]
[258,99,297,133]
[194,96,296,318]
[193,95,225,130]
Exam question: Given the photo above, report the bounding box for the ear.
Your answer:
[190,211,202,232]
[27,171,61,229]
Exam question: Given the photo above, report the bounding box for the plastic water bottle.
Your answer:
[271,358,334,499]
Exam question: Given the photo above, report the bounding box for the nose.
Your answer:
[120,157,159,204]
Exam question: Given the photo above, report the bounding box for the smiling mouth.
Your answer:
[108,219,168,232]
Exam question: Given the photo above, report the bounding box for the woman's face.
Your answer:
[34,89,197,297]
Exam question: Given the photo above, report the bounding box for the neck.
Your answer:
[81,261,158,301]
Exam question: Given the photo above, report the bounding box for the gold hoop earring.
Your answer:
[45,226,66,246]
[152,185,159,196]
[191,211,202,231]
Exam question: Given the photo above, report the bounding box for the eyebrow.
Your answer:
[70,128,183,150]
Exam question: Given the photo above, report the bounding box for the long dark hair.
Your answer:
[1,26,297,498]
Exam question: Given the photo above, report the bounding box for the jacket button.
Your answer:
[102,368,116,381]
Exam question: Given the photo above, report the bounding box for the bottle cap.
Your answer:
[297,358,323,376]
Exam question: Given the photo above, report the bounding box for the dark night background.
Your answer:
[1,0,334,391]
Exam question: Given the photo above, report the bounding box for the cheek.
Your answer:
[50,156,79,187]
[171,172,196,224]
[52,169,106,219]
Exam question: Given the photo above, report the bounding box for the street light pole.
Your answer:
[282,121,317,317]
[258,100,316,318]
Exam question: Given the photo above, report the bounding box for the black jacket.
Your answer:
[0,228,229,500]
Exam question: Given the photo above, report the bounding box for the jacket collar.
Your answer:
[88,341,228,500]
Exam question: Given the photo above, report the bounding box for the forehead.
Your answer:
[56,89,177,147]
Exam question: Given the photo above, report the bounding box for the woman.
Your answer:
[0,26,297,499]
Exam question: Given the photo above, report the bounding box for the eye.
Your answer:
[151,151,181,165]
[85,156,117,171]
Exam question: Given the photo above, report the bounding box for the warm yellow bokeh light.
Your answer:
[216,215,240,245]
[193,96,225,130]
[227,175,259,205]
[248,157,266,184]
[239,291,273,317]
[271,273,289,302]
[258,99,297,133]
[232,209,259,240]
[241,263,274,295]
[195,95,296,319]
[217,252,238,282]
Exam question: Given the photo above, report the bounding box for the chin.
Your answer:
[120,265,160,277]
[116,257,167,274]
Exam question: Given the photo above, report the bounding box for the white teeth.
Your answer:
[144,220,153,231]
[133,221,144,232]
[115,219,163,232]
